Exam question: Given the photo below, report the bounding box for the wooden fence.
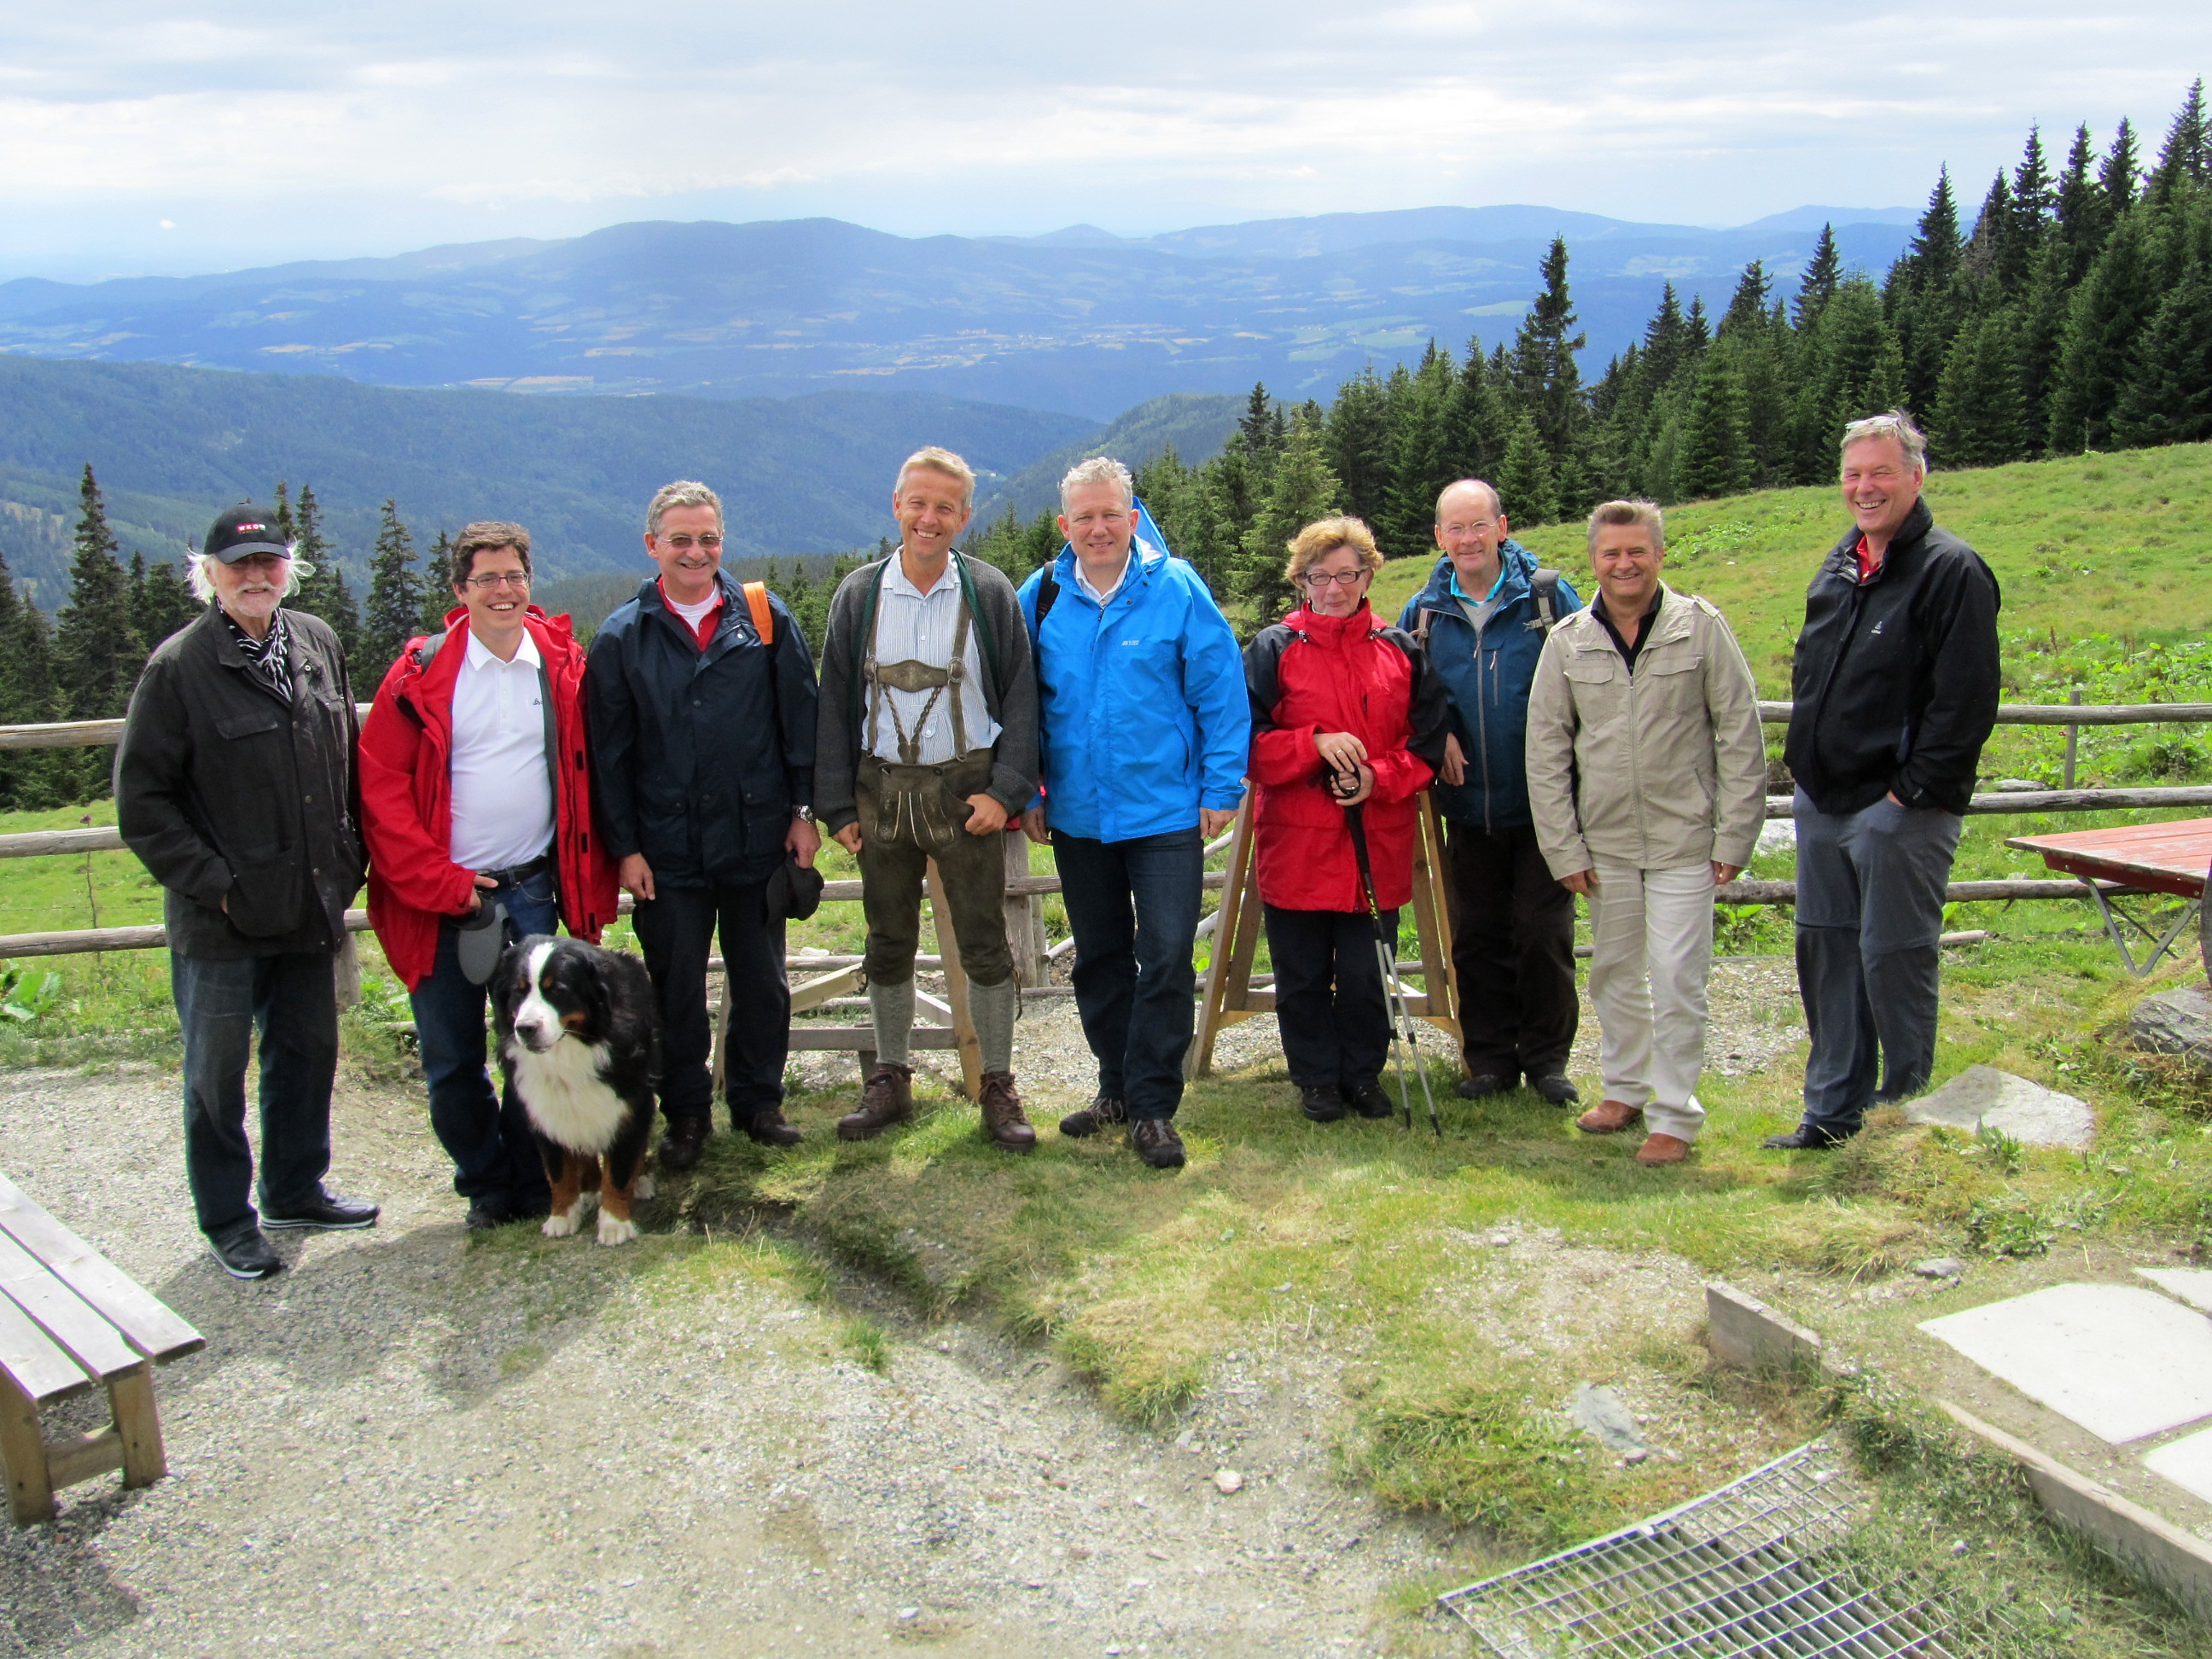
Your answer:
[2,698,2205,966]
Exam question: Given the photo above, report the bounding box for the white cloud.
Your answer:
[0,0,2203,276]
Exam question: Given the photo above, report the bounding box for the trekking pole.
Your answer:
[1342,800,1441,1138]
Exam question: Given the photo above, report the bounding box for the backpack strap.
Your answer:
[1530,568,1562,633]
[410,632,444,671]
[742,580,774,645]
[1035,563,1061,626]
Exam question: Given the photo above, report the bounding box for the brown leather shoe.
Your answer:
[658,1115,710,1172]
[742,1108,803,1148]
[837,1064,914,1141]
[1576,1098,1644,1135]
[1636,1132,1691,1166]
[977,1071,1036,1153]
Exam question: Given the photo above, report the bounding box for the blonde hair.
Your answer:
[895,445,976,509]
[1283,516,1382,586]
[1586,499,1665,554]
[1059,456,1133,509]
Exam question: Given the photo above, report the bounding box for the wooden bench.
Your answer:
[2007,817,2212,976]
[0,1171,204,1526]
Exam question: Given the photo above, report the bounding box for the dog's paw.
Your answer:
[542,1209,580,1239]
[596,1213,639,1247]
[633,1173,656,1201]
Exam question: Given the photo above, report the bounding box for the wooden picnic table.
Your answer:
[2005,816,2212,975]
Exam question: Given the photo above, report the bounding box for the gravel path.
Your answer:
[0,1063,1453,1658]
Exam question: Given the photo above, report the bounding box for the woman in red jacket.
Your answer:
[1244,517,1450,1121]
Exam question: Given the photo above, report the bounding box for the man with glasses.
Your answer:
[588,482,819,1170]
[1398,479,1586,1106]
[359,521,619,1228]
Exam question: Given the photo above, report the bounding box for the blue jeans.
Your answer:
[408,869,558,1211]
[1052,828,1204,1121]
[172,948,340,1243]
[1794,791,1962,1135]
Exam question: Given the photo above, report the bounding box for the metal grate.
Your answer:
[1437,1441,1956,1658]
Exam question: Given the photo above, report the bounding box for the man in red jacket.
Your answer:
[358,522,619,1229]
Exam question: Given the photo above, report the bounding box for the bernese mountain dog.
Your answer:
[491,936,661,1246]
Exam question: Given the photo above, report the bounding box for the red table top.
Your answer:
[2006,816,2212,899]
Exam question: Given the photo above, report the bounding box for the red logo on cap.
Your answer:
[236,522,265,533]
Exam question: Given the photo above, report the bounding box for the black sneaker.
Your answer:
[1344,1082,1397,1119]
[1761,1124,1854,1150]
[1455,1073,1514,1100]
[261,1194,380,1231]
[1059,1094,1127,1138]
[1530,1074,1581,1107]
[210,1230,284,1280]
[1300,1085,1348,1122]
[1131,1118,1186,1169]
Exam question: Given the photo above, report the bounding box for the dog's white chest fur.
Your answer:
[507,1036,627,1152]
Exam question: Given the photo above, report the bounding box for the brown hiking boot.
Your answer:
[742,1107,803,1147]
[977,1071,1036,1153]
[837,1063,914,1141]
[1576,1098,1644,1135]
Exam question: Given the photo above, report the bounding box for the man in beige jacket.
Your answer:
[1526,500,1766,1164]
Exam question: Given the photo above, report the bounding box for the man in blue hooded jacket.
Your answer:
[1018,457,1249,1169]
[1399,479,1586,1104]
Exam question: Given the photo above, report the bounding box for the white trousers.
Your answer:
[1586,861,1714,1143]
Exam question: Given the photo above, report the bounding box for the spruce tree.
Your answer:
[2047,206,2168,451]
[1493,413,1557,526]
[1509,237,1586,456]
[1239,410,1342,608]
[54,464,144,725]
[1674,352,1755,501]
[2113,258,2212,447]
[1794,230,1842,329]
[2051,125,2114,284]
[421,530,457,634]
[288,484,361,658]
[2103,119,2142,215]
[0,549,70,809]
[1719,261,1773,339]
[1324,368,1394,527]
[1931,309,2026,467]
[1889,168,1966,415]
[1444,340,1505,489]
[2014,126,2055,226]
[129,550,201,650]
[1380,346,1455,558]
[2151,80,2209,201]
[361,499,425,681]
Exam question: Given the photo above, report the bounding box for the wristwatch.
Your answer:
[792,806,815,822]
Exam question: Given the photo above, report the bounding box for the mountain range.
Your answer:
[0,205,1917,422]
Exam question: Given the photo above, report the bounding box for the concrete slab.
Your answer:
[2135,1266,2212,1313]
[1904,1065,2095,1150]
[1919,1284,2212,1443]
[1706,1282,1821,1375]
[2144,1424,2212,1507]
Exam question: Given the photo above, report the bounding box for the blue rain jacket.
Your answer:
[1396,542,1583,831]
[1017,507,1249,842]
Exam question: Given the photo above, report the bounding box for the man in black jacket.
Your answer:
[1768,412,2000,1150]
[116,503,379,1280]
[586,480,820,1170]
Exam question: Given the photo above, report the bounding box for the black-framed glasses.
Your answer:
[1302,568,1369,588]
[463,571,532,590]
[658,533,724,551]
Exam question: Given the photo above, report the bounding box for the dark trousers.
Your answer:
[1442,819,1579,1081]
[172,949,339,1243]
[1264,905,1398,1090]
[1794,792,1961,1135]
[632,881,788,1126]
[1055,828,1205,1121]
[407,869,557,1212]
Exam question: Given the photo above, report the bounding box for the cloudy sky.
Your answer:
[3,1,2205,280]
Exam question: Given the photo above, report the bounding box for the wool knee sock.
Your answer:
[869,977,916,1068]
[968,975,1017,1075]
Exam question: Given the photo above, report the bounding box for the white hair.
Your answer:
[1841,410,1928,474]
[1059,456,1133,510]
[189,553,309,604]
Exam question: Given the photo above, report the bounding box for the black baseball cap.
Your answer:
[203,502,291,564]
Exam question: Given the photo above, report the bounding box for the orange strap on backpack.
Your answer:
[742,580,774,645]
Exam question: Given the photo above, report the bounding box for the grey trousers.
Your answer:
[1793,791,1962,1136]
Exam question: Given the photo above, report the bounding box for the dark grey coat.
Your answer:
[115,605,364,959]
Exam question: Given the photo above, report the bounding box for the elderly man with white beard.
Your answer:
[117,503,378,1281]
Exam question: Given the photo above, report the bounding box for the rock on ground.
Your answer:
[1903,1064,2096,1150]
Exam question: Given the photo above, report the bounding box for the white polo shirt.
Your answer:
[448,626,555,872]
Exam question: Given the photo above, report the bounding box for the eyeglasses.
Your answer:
[1441,520,1496,538]
[657,533,724,551]
[1303,568,1369,589]
[464,572,532,590]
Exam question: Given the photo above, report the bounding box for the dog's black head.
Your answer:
[494,935,620,1054]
